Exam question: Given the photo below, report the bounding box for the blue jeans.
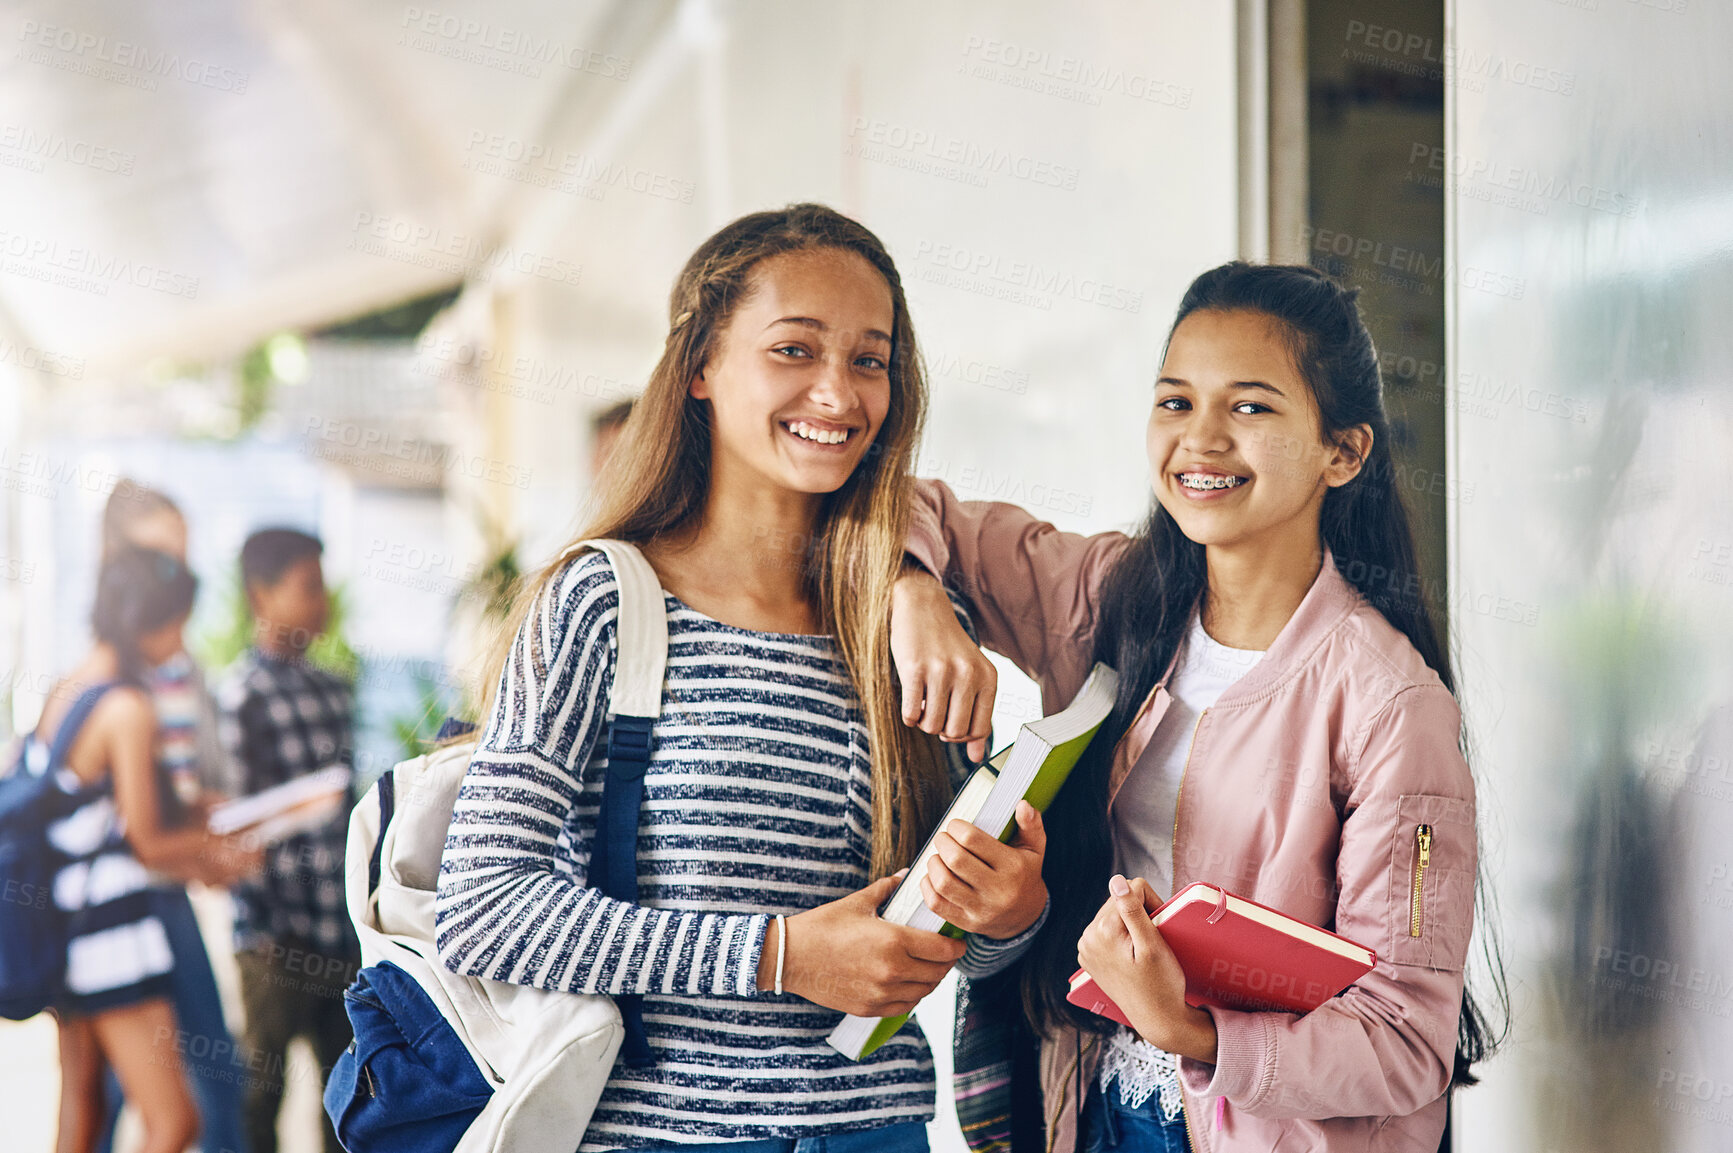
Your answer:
[617,1121,929,1153]
[99,887,249,1153]
[1082,1078,1193,1153]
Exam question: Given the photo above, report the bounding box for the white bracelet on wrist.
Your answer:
[774,914,787,995]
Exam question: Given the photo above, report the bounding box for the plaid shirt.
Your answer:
[217,648,359,959]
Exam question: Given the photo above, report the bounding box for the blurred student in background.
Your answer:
[36,547,260,1153]
[96,481,251,1153]
[217,529,357,1153]
[101,480,237,802]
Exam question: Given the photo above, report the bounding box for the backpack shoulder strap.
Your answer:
[563,538,667,1067]
[565,539,668,723]
[366,770,395,898]
[44,682,120,772]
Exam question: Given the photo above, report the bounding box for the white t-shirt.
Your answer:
[1111,612,1265,898]
[1100,612,1267,1120]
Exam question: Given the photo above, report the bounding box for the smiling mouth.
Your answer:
[1176,472,1249,491]
[783,420,855,446]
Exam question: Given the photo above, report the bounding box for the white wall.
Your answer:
[437,0,1239,565]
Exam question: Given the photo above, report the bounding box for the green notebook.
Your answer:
[825,662,1120,1060]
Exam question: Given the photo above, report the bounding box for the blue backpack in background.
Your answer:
[0,683,116,1020]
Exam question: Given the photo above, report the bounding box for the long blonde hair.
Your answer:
[484,204,951,879]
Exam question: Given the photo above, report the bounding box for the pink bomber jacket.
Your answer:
[908,480,1476,1153]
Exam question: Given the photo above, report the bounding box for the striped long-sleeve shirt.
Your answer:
[435,551,1036,1150]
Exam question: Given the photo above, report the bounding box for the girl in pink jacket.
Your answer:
[892,262,1501,1153]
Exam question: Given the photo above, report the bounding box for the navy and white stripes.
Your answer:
[44,765,175,1012]
[436,550,1027,1149]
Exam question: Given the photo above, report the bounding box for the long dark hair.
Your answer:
[92,547,198,683]
[1023,261,1504,1086]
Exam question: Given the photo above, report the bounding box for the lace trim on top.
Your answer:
[1098,1026,1185,1122]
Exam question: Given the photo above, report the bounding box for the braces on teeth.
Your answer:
[1180,473,1246,490]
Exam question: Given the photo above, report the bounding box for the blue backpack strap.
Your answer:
[365,716,475,899]
[367,770,396,898]
[597,714,654,1065]
[570,539,667,1069]
[44,682,120,772]
[434,717,476,742]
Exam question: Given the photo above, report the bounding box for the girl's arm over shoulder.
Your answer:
[1178,683,1476,1120]
[895,479,1131,757]
[906,478,1130,687]
[435,552,773,1000]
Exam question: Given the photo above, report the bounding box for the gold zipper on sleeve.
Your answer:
[1409,823,1433,938]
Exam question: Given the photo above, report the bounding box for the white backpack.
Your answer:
[328,539,666,1153]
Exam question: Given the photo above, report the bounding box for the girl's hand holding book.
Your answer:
[891,567,996,763]
[918,800,1048,939]
[757,872,968,1018]
[1077,873,1219,1064]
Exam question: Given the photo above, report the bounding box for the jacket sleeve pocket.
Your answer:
[1383,793,1475,971]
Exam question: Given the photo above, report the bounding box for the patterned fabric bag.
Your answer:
[953,964,1044,1153]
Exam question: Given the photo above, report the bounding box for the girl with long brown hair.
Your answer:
[436,204,1049,1153]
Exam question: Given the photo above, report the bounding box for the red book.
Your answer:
[1067,882,1376,1025]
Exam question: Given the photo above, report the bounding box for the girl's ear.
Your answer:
[688,368,710,401]
[1324,423,1374,488]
